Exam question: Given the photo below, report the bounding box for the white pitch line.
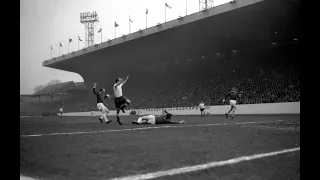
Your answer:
[59,121,98,124]
[20,175,38,180]
[108,147,300,180]
[20,120,284,138]
[20,121,99,125]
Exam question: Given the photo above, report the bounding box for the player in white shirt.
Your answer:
[113,75,131,125]
[199,101,205,118]
[132,109,185,125]
[59,107,63,118]
[90,106,95,118]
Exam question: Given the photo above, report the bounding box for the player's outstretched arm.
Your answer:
[223,92,230,102]
[168,120,185,124]
[161,119,184,124]
[104,94,111,99]
[93,83,98,94]
[121,75,130,85]
[114,76,128,87]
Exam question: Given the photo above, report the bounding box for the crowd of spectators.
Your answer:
[129,45,300,109]
[21,44,300,115]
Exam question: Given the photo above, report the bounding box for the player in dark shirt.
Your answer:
[132,110,185,125]
[222,87,241,119]
[93,83,112,124]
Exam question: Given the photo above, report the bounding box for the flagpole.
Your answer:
[146,12,147,29]
[165,2,166,22]
[186,0,187,16]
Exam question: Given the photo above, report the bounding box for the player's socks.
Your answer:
[106,120,112,124]
[117,116,123,125]
[102,114,109,123]
[132,121,139,124]
[120,104,127,113]
[225,113,228,119]
[99,117,103,123]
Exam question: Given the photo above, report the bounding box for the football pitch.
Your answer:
[20,114,300,180]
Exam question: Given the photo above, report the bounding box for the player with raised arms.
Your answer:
[113,75,131,125]
[222,87,241,119]
[93,83,112,124]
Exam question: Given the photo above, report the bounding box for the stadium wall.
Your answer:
[62,102,300,116]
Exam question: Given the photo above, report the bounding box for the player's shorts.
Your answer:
[146,115,156,125]
[230,100,237,106]
[200,108,205,112]
[97,103,108,112]
[138,115,156,125]
[114,96,129,108]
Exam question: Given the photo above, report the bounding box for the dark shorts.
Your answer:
[200,108,205,112]
[114,96,128,108]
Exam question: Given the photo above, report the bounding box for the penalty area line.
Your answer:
[20,120,285,138]
[108,147,300,180]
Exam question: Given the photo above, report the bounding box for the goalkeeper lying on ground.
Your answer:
[132,109,185,125]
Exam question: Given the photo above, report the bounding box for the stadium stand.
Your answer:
[33,81,76,96]
[129,43,300,109]
[21,81,83,116]
[20,43,300,115]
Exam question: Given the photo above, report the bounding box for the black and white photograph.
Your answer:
[20,0,300,179]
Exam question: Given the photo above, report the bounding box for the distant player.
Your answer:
[113,76,131,125]
[91,106,95,118]
[222,87,241,119]
[199,101,205,118]
[93,83,112,124]
[132,109,185,125]
[59,107,63,118]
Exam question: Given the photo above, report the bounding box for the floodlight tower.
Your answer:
[199,0,214,11]
[80,11,99,47]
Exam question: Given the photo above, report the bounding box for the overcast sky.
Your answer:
[20,0,230,94]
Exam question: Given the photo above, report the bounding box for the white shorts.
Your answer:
[230,100,237,106]
[97,103,109,112]
[138,115,156,125]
